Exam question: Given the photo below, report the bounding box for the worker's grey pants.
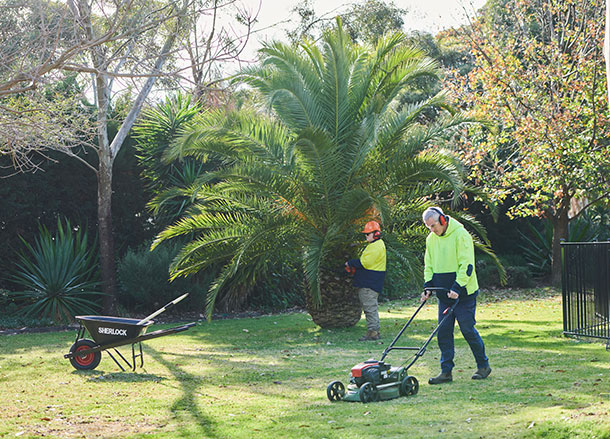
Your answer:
[358,287,380,332]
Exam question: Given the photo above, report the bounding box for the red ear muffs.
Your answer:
[373,230,381,240]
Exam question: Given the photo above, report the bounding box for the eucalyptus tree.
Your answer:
[0,0,258,312]
[287,0,406,45]
[154,20,473,327]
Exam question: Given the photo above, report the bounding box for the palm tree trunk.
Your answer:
[305,271,362,328]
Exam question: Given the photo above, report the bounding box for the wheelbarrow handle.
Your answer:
[137,293,189,325]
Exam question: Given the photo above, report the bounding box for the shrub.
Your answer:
[477,254,533,289]
[117,241,213,315]
[246,259,305,313]
[0,314,54,330]
[519,213,604,278]
[8,219,102,324]
[383,257,421,300]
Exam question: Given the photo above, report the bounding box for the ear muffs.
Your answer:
[430,207,448,226]
[373,230,381,240]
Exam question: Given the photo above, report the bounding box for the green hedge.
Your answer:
[477,254,533,289]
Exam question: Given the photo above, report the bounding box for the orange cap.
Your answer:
[362,221,381,234]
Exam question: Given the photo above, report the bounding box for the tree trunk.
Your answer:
[305,271,362,328]
[98,150,117,313]
[604,0,610,108]
[550,208,569,286]
[92,66,118,315]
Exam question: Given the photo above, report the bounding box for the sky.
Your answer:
[240,0,487,61]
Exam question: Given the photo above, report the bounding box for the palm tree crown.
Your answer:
[154,20,471,324]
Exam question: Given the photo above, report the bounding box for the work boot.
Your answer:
[358,330,381,341]
[428,371,453,384]
[472,366,492,380]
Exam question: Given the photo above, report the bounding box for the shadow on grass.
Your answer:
[145,346,219,438]
[74,370,169,383]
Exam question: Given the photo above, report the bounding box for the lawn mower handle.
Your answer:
[379,289,458,363]
[397,297,460,370]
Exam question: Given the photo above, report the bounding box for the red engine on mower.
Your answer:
[350,359,391,387]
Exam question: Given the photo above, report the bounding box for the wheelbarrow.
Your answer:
[64,294,196,371]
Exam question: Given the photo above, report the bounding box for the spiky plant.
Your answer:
[10,220,102,324]
[153,20,474,327]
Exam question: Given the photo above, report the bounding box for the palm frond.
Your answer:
[382,233,424,287]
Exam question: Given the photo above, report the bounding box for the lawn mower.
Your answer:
[326,288,458,403]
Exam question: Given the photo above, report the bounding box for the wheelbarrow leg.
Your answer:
[74,325,86,343]
[132,342,144,370]
[104,343,144,372]
[106,350,126,371]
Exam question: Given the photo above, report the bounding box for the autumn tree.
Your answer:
[447,0,610,283]
[604,0,610,108]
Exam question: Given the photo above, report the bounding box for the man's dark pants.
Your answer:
[437,296,488,373]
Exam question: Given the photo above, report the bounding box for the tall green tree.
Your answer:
[287,0,406,45]
[133,93,208,226]
[153,21,476,327]
[447,0,610,284]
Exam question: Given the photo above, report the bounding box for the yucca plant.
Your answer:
[153,20,478,327]
[10,219,102,323]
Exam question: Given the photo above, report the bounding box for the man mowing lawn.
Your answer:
[421,207,492,384]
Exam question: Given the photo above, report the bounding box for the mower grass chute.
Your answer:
[326,288,456,403]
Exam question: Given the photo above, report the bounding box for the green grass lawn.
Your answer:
[1,288,609,439]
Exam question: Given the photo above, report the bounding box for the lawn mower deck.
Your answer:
[328,360,419,402]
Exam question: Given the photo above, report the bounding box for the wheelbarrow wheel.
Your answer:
[69,339,101,370]
[400,376,419,396]
[359,382,378,403]
[326,380,346,402]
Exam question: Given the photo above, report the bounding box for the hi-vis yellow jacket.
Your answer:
[424,217,478,303]
[347,239,386,293]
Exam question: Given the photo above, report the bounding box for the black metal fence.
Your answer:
[561,241,610,343]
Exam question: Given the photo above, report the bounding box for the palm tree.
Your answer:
[153,20,474,327]
[133,93,215,226]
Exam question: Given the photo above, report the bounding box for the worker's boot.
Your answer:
[358,330,381,341]
[428,371,453,384]
[472,366,492,380]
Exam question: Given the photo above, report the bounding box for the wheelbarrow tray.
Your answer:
[76,315,154,345]
[64,319,196,359]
